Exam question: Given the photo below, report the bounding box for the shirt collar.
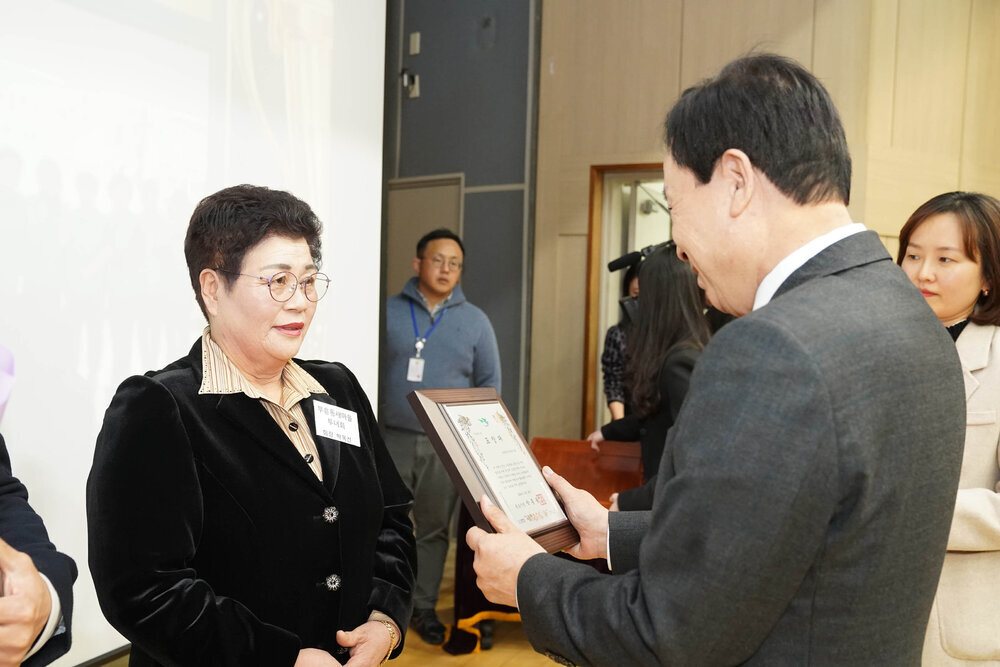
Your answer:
[753,223,866,311]
[418,289,453,317]
[198,327,326,406]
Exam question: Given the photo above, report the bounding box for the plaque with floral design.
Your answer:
[407,388,578,553]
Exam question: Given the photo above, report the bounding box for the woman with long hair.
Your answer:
[587,243,710,511]
[897,191,1000,665]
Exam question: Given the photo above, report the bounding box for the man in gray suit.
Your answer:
[467,54,967,665]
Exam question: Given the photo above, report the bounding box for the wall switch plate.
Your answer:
[408,74,420,98]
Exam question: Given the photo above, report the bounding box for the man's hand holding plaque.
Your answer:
[466,466,611,607]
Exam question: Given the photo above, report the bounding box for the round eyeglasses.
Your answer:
[425,254,463,271]
[216,269,330,302]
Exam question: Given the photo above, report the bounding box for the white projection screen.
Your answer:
[0,1,386,662]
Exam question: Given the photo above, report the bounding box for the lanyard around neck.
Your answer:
[410,300,448,357]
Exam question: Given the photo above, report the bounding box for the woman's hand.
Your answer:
[294,648,342,666]
[337,621,394,666]
[586,429,605,453]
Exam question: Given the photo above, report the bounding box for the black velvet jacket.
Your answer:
[87,341,416,666]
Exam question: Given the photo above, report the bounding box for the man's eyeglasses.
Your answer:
[424,254,463,271]
[216,269,330,302]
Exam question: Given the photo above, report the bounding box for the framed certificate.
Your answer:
[407,388,579,553]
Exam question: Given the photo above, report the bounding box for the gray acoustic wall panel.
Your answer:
[461,190,525,414]
[399,1,529,186]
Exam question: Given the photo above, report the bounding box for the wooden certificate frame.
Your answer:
[407,388,579,553]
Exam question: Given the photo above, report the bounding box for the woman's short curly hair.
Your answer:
[183,184,323,319]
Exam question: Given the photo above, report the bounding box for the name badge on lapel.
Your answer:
[313,402,361,447]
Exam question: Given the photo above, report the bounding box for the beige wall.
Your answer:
[529,0,1000,439]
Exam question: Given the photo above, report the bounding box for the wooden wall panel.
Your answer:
[866,147,961,235]
[864,0,970,236]
[892,0,970,154]
[529,234,588,437]
[539,0,683,161]
[813,0,873,219]
[863,0,1000,240]
[879,0,968,235]
[960,0,1000,194]
[680,0,813,87]
[881,235,901,261]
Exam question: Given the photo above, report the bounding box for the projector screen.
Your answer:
[0,1,386,662]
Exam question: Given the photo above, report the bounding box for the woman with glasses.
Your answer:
[897,192,1000,665]
[87,185,415,667]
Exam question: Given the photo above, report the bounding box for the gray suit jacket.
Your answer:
[517,231,966,666]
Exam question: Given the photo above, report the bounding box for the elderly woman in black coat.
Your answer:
[87,185,415,666]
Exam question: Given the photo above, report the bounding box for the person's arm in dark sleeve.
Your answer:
[0,434,77,667]
[599,414,640,443]
[660,348,699,422]
[615,477,656,512]
[613,349,698,511]
[601,326,627,415]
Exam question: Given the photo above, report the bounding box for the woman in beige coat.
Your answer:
[898,191,1000,665]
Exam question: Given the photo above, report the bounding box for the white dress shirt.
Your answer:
[753,223,866,311]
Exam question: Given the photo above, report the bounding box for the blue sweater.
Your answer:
[380,278,501,432]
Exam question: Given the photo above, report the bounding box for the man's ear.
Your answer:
[412,257,421,274]
[200,269,222,317]
[718,148,755,217]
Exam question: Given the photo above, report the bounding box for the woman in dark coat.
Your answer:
[587,244,710,511]
[87,185,415,666]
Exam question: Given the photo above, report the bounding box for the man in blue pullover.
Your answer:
[380,228,501,644]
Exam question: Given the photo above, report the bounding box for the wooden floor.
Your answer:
[393,539,552,666]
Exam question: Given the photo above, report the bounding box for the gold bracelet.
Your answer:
[375,619,398,664]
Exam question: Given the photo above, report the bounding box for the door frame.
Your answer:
[582,163,661,436]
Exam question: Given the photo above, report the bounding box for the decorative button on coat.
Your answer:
[289,422,299,431]
[324,574,342,591]
[323,506,339,523]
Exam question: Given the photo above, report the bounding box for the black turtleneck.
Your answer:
[946,319,969,342]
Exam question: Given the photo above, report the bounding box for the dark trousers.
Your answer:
[383,427,458,609]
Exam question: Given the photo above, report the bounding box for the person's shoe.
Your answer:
[411,608,446,645]
[478,619,495,650]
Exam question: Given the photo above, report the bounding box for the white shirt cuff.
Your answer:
[23,573,61,661]
[606,529,613,571]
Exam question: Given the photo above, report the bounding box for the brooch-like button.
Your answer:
[322,506,339,523]
[324,574,342,591]
[289,422,299,431]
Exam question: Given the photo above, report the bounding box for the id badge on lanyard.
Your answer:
[407,301,447,383]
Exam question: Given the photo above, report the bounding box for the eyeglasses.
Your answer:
[424,254,463,271]
[216,269,330,302]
